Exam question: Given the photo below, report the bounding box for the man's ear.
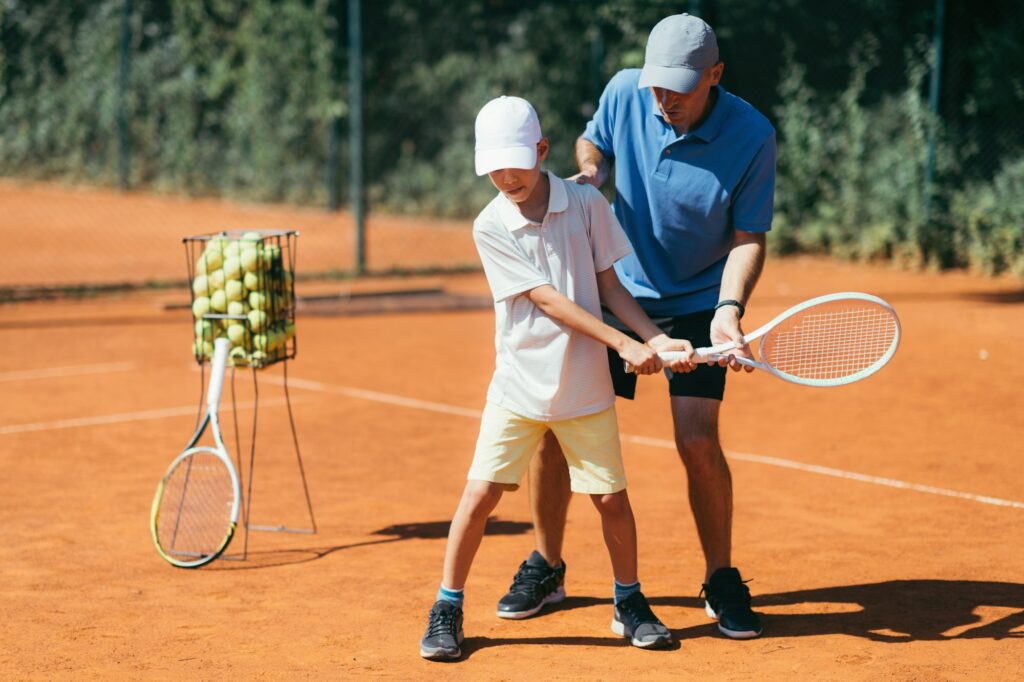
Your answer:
[708,62,724,86]
[537,138,550,162]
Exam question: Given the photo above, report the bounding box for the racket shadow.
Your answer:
[207,516,532,570]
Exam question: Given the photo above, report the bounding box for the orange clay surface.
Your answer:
[1,183,1023,680]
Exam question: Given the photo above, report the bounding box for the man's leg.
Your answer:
[528,430,572,567]
[670,396,732,582]
[671,394,762,638]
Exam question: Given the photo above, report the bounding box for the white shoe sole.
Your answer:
[611,618,673,648]
[705,600,762,639]
[495,586,566,620]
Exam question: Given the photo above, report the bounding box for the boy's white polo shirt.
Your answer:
[472,172,633,421]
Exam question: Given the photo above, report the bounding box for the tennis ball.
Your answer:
[192,339,214,358]
[263,244,282,268]
[241,231,263,245]
[247,309,268,332]
[207,269,226,290]
[197,248,223,273]
[227,300,248,317]
[248,291,268,310]
[227,323,247,345]
[195,318,216,340]
[210,289,228,313]
[252,333,269,351]
[223,240,242,259]
[249,350,267,368]
[222,256,243,280]
[225,279,246,302]
[284,321,296,341]
[228,346,249,365]
[240,248,261,273]
[192,296,211,318]
[192,274,212,296]
[243,271,261,290]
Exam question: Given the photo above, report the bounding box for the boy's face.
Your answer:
[487,139,549,204]
[651,62,724,130]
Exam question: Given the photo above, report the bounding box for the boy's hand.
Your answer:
[709,306,755,372]
[620,339,662,375]
[647,334,697,373]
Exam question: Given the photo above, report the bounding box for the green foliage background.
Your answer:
[1,0,1022,275]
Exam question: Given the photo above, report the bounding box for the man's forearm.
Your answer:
[719,232,766,306]
[575,136,611,187]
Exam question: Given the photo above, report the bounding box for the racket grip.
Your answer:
[207,338,231,410]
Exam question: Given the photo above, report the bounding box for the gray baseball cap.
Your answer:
[637,13,719,94]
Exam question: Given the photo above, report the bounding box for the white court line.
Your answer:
[0,362,136,382]
[268,375,1024,511]
[0,396,299,436]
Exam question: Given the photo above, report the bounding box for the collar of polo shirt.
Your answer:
[652,85,728,143]
[496,171,570,231]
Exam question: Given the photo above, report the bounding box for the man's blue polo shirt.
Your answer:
[583,69,776,317]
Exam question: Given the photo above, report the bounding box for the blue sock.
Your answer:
[614,580,641,605]
[436,585,464,608]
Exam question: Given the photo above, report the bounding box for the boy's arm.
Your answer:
[523,284,662,375]
[596,268,695,372]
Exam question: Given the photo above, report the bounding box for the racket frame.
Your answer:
[151,337,242,568]
[662,292,901,387]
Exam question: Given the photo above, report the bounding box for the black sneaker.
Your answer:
[701,567,763,639]
[420,600,464,660]
[496,550,566,619]
[611,591,673,649]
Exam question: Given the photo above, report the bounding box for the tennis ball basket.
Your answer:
[183,230,298,368]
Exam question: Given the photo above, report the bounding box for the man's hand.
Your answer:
[569,165,602,188]
[647,333,696,373]
[708,306,755,372]
[620,339,662,375]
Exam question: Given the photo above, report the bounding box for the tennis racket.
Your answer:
[150,337,241,568]
[659,292,901,387]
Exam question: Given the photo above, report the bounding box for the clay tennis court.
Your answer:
[1,184,1022,680]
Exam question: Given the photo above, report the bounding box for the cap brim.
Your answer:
[637,64,703,94]
[475,145,538,176]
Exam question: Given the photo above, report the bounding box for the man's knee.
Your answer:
[674,428,725,472]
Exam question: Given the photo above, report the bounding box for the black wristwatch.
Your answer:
[715,299,745,319]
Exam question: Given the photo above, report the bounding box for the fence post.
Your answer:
[924,0,945,222]
[348,0,366,275]
[117,0,132,190]
[326,0,343,212]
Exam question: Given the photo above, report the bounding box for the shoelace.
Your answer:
[700,578,753,608]
[507,561,558,597]
[426,607,459,637]
[617,594,659,625]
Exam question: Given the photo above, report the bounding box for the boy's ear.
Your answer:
[537,138,549,163]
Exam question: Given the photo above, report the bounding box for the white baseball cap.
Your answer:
[638,13,719,94]
[474,96,542,176]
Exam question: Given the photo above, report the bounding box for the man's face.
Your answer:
[487,139,549,204]
[651,63,724,130]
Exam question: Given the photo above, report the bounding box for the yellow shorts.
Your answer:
[467,402,626,495]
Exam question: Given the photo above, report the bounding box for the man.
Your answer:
[495,13,775,639]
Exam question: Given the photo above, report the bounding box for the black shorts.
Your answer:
[604,308,727,401]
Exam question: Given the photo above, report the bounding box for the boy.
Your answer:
[419,96,696,661]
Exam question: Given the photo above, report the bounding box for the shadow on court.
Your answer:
[208,517,532,570]
[660,580,1024,642]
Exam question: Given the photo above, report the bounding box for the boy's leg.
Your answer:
[442,480,505,590]
[590,489,672,649]
[421,480,504,661]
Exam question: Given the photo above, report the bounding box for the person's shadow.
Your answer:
[210,517,532,570]
[641,581,1024,642]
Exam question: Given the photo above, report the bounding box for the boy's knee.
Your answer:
[463,480,504,514]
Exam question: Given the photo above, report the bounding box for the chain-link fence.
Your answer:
[2,0,1022,294]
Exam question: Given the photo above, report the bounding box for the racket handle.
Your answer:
[207,338,231,410]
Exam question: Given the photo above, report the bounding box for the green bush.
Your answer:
[951,157,1024,276]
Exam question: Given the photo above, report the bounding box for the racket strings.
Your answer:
[759,302,898,380]
[156,451,234,558]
